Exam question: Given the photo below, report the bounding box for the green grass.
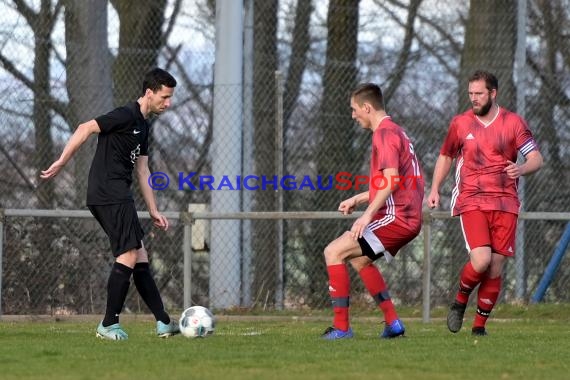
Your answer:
[1,307,569,380]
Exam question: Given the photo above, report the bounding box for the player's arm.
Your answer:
[426,154,454,209]
[136,155,168,230]
[40,120,101,179]
[504,150,543,179]
[350,167,397,239]
[338,191,369,215]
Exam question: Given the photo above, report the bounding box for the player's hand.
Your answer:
[338,197,357,215]
[426,190,440,209]
[350,212,372,240]
[40,160,65,179]
[150,210,169,231]
[504,160,522,179]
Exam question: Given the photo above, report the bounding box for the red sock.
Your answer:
[456,261,485,304]
[327,264,350,331]
[359,264,398,324]
[473,275,501,328]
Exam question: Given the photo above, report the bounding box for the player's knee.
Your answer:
[323,243,341,263]
[323,244,335,260]
[470,246,492,272]
[471,256,491,272]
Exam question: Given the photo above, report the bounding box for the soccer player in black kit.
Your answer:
[42,68,180,340]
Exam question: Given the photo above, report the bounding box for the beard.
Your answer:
[472,98,493,116]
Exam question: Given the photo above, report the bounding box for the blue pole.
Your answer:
[531,222,570,303]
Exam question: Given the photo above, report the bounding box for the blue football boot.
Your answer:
[321,326,354,340]
[380,319,405,339]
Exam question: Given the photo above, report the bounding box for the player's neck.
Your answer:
[371,112,390,131]
[137,97,150,119]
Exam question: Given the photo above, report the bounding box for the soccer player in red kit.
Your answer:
[321,83,424,340]
[427,70,543,335]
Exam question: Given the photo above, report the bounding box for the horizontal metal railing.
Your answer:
[1,209,569,320]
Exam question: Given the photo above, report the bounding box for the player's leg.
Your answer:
[321,231,362,340]
[448,211,492,333]
[133,243,170,324]
[472,211,516,335]
[351,256,404,338]
[351,223,416,338]
[97,248,137,340]
[471,253,505,336]
[89,203,142,340]
[133,243,180,337]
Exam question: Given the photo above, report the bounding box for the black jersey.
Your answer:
[86,102,149,205]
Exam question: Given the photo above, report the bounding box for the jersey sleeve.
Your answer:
[439,117,461,158]
[94,107,132,134]
[514,116,539,157]
[140,133,149,156]
[373,129,402,171]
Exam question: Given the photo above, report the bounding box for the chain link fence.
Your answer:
[0,0,569,315]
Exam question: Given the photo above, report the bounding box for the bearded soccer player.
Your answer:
[321,83,424,340]
[427,70,543,336]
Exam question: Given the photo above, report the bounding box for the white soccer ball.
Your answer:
[179,306,215,338]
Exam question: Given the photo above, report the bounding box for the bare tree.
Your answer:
[458,0,517,112]
[528,0,568,171]
[2,0,63,208]
[524,0,570,300]
[251,0,280,306]
[110,0,169,105]
[284,0,314,128]
[306,0,361,306]
[63,0,113,206]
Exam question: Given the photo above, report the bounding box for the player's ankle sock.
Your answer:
[133,262,170,324]
[327,264,350,331]
[456,261,484,305]
[358,263,398,324]
[473,275,501,328]
[103,262,133,327]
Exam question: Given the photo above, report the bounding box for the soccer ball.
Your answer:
[179,306,215,338]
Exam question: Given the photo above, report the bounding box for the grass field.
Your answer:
[1,305,569,380]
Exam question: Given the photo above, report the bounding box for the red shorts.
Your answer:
[459,210,518,256]
[360,218,420,262]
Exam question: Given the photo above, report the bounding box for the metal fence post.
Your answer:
[0,208,3,317]
[182,211,193,310]
[422,211,432,323]
[514,0,528,301]
[275,70,284,310]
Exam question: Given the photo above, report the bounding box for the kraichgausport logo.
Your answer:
[147,172,422,191]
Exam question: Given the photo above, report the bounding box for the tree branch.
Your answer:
[162,0,182,45]
[12,0,37,26]
[284,0,313,127]
[379,0,462,53]
[0,142,36,191]
[376,0,456,77]
[377,0,423,101]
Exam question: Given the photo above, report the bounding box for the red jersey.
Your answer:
[440,107,539,216]
[368,117,424,232]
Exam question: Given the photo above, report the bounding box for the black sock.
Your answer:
[133,262,170,324]
[102,262,133,327]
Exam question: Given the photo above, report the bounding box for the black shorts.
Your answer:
[88,202,145,257]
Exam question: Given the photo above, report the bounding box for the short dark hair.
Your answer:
[142,68,177,95]
[469,70,498,92]
[351,83,385,110]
